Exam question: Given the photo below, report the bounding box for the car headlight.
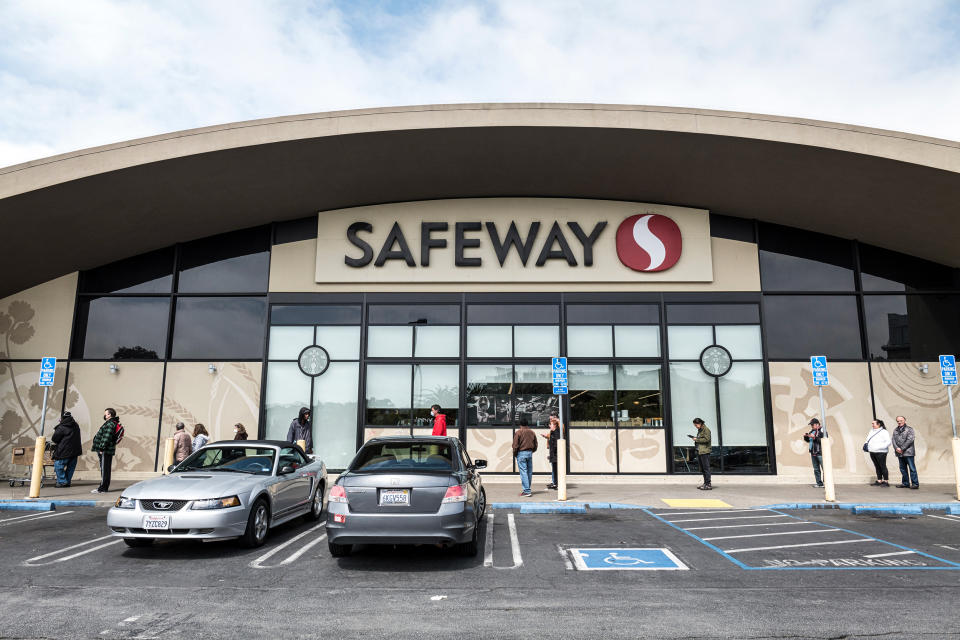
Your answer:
[115,496,136,509]
[191,496,241,510]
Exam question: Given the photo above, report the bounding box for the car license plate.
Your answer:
[379,489,410,506]
[143,515,170,530]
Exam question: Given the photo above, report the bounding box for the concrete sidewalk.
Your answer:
[3,475,958,509]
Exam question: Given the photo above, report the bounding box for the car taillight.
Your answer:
[329,485,348,503]
[442,484,467,503]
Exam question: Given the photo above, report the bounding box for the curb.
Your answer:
[760,502,958,513]
[0,499,100,507]
[0,501,55,511]
[492,502,647,512]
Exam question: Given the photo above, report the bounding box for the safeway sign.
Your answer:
[315,198,714,285]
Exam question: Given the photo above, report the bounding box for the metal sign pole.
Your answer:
[39,387,49,437]
[811,356,836,503]
[558,399,567,502]
[948,386,957,440]
[942,355,959,500]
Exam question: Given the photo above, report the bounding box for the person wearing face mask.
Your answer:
[233,423,248,440]
[430,404,447,436]
[864,419,891,487]
[90,408,119,493]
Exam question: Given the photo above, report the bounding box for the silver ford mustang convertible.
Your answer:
[107,440,327,548]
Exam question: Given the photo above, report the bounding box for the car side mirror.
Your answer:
[167,464,176,472]
[279,465,295,475]
[473,459,487,470]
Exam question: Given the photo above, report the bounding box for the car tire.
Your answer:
[307,481,325,521]
[328,540,352,557]
[241,498,270,548]
[476,487,487,522]
[123,538,154,548]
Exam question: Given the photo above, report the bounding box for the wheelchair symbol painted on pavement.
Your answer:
[569,547,688,571]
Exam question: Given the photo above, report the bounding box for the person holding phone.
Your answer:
[688,418,712,490]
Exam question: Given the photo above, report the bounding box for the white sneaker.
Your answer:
[90,489,102,493]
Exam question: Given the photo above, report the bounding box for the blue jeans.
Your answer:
[898,456,919,486]
[54,457,78,485]
[516,451,533,494]
[811,454,824,485]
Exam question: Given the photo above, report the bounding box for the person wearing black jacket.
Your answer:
[286,407,313,454]
[51,411,82,488]
[802,418,825,488]
[541,415,562,490]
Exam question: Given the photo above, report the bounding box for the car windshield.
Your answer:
[351,441,455,473]
[175,447,276,476]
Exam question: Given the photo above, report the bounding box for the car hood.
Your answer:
[121,472,263,500]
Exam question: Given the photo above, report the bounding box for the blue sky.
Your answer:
[1,0,959,167]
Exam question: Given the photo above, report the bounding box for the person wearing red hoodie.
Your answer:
[431,404,447,436]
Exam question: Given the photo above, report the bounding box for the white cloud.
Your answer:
[0,0,958,168]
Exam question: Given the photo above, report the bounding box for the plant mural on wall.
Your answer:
[0,301,78,456]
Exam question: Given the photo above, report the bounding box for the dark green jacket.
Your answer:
[91,419,118,456]
[693,426,712,455]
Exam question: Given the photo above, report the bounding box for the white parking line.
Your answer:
[23,535,122,566]
[0,510,73,526]
[279,532,327,565]
[927,514,960,523]
[485,513,523,570]
[684,522,817,531]
[702,529,836,541]
[670,515,788,523]
[249,523,325,569]
[864,550,916,558]
[483,513,495,568]
[725,538,874,554]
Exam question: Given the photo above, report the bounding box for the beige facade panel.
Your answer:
[768,361,875,481]
[160,362,262,448]
[63,362,164,477]
[0,273,77,359]
[618,429,668,473]
[275,236,759,293]
[870,361,960,483]
[465,428,514,473]
[569,429,618,473]
[0,360,68,477]
[316,199,713,284]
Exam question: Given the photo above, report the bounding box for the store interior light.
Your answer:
[208,364,217,374]
[108,363,118,375]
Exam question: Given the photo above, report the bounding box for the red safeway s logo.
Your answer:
[615,214,683,272]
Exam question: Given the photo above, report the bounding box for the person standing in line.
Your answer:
[90,408,119,493]
[234,423,248,440]
[512,418,538,497]
[864,419,891,487]
[540,414,561,490]
[172,422,192,464]
[286,407,312,453]
[430,405,447,436]
[51,411,82,488]
[893,415,919,489]
[688,418,712,490]
[191,424,209,453]
[802,418,825,488]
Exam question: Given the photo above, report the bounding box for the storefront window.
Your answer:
[365,364,412,425]
[569,364,615,427]
[615,365,662,426]
[367,326,413,357]
[715,325,762,360]
[171,297,267,359]
[514,325,559,357]
[466,364,512,426]
[315,326,361,360]
[568,326,613,357]
[269,326,313,360]
[763,295,862,359]
[863,294,960,360]
[177,226,270,293]
[264,362,311,440]
[79,247,174,294]
[667,326,713,360]
[414,325,460,357]
[413,364,460,426]
[467,326,512,358]
[758,223,855,291]
[313,362,359,468]
[614,325,660,357]
[72,296,170,360]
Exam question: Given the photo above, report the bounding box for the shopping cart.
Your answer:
[7,445,55,487]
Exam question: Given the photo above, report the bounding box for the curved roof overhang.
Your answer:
[1,103,959,297]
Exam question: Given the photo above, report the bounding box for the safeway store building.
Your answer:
[1,104,958,484]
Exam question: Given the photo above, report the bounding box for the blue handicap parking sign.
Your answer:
[571,548,688,571]
[941,355,957,386]
[38,356,57,387]
[810,355,829,387]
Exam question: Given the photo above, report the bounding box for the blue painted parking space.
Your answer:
[569,547,688,571]
[645,508,960,571]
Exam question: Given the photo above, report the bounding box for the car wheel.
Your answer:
[328,540,352,557]
[476,487,487,521]
[241,498,270,548]
[307,481,325,521]
[123,538,154,548]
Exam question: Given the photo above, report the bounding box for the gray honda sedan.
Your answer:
[325,436,487,557]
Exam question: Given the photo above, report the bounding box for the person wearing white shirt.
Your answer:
[865,419,892,487]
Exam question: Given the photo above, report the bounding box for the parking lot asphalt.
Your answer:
[2,506,960,639]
